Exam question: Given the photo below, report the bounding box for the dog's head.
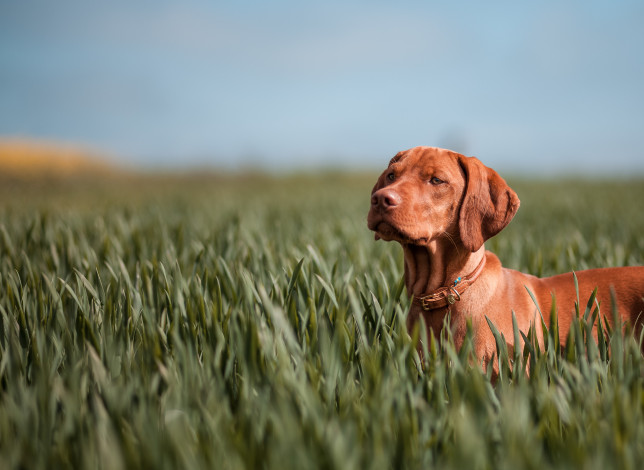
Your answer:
[367,146,520,251]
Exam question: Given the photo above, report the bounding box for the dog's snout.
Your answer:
[371,189,401,209]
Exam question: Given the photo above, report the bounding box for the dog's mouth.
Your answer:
[369,220,429,245]
[372,221,399,240]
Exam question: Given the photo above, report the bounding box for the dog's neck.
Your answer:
[402,240,485,297]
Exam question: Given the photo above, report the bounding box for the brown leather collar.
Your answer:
[413,255,487,311]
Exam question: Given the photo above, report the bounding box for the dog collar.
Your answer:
[414,255,487,311]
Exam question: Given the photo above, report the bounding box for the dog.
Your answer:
[367,146,644,363]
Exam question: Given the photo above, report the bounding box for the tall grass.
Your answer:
[0,174,643,469]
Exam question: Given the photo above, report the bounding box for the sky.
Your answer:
[1,0,643,173]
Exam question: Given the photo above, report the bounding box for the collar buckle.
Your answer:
[415,255,486,312]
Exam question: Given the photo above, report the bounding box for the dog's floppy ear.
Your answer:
[458,155,520,252]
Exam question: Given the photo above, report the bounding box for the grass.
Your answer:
[0,173,643,469]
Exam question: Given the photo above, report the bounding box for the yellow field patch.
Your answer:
[0,139,115,178]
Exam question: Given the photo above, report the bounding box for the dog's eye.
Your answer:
[387,172,395,182]
[430,177,444,185]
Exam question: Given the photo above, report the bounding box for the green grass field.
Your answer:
[0,173,643,469]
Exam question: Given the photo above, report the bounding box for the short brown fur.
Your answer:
[367,146,644,364]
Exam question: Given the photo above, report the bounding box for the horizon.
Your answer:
[2,138,643,180]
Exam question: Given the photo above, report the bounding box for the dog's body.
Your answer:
[367,146,644,362]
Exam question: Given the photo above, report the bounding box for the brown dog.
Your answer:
[367,146,644,362]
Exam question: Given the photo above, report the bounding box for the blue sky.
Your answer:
[1,0,643,173]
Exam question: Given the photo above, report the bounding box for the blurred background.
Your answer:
[1,0,643,175]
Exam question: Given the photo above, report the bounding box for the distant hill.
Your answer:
[0,139,118,178]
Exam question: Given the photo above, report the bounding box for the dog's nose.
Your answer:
[371,189,401,209]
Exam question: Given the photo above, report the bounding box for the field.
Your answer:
[0,172,643,469]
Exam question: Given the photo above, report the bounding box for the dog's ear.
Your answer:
[458,155,520,252]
